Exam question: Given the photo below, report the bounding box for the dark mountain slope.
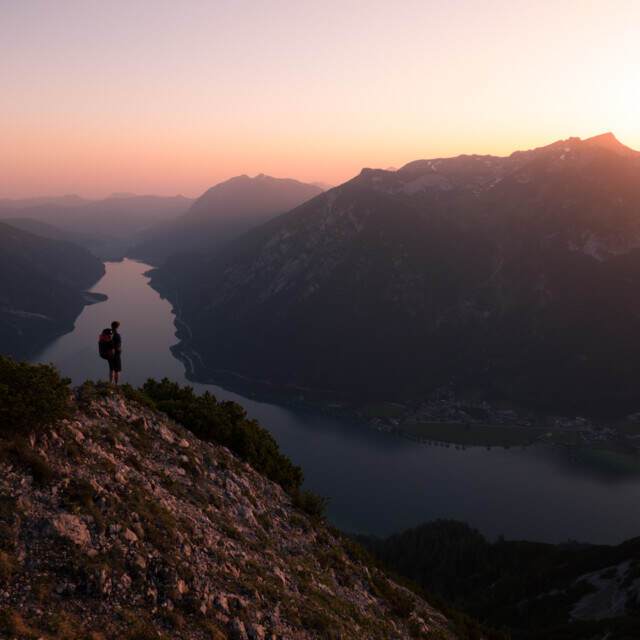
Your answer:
[130,174,323,265]
[0,222,105,358]
[360,519,640,640]
[150,134,640,416]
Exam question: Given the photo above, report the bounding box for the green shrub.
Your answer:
[0,437,55,485]
[292,489,329,519]
[0,357,70,437]
[76,380,113,408]
[138,379,329,516]
[370,573,415,618]
[120,383,157,410]
[140,378,304,493]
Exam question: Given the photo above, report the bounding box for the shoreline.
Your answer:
[171,341,640,456]
[147,273,640,455]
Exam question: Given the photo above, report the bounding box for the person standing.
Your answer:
[109,320,122,384]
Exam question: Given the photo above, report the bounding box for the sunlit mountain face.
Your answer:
[150,134,640,417]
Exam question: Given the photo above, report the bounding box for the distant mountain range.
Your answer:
[130,174,323,265]
[0,221,105,358]
[149,133,640,417]
[1,217,103,248]
[0,194,89,209]
[0,194,193,260]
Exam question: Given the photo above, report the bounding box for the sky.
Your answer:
[2,0,640,198]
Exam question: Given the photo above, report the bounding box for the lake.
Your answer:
[33,259,640,545]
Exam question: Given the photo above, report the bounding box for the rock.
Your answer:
[230,618,249,640]
[147,584,158,604]
[176,578,188,594]
[68,425,85,443]
[132,522,145,539]
[215,593,230,613]
[238,505,258,527]
[123,528,139,544]
[273,567,287,587]
[51,514,91,547]
[158,425,174,443]
[17,496,32,510]
[248,623,266,640]
[99,568,112,596]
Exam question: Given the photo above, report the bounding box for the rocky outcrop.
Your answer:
[0,389,457,639]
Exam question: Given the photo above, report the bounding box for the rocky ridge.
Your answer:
[0,387,457,639]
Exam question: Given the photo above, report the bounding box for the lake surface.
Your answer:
[33,259,640,545]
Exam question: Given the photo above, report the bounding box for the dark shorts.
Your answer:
[108,353,122,372]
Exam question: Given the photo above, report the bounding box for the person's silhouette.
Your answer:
[109,320,122,384]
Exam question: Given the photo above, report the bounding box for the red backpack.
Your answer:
[98,328,114,359]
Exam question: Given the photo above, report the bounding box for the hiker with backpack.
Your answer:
[98,321,122,384]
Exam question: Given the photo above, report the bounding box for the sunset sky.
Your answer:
[2,0,639,198]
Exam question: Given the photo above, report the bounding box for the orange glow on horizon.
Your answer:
[2,1,639,199]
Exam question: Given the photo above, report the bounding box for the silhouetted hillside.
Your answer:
[0,221,105,358]
[360,519,640,640]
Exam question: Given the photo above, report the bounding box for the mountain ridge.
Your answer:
[149,133,640,417]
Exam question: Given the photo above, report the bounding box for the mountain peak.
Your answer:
[584,132,639,156]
